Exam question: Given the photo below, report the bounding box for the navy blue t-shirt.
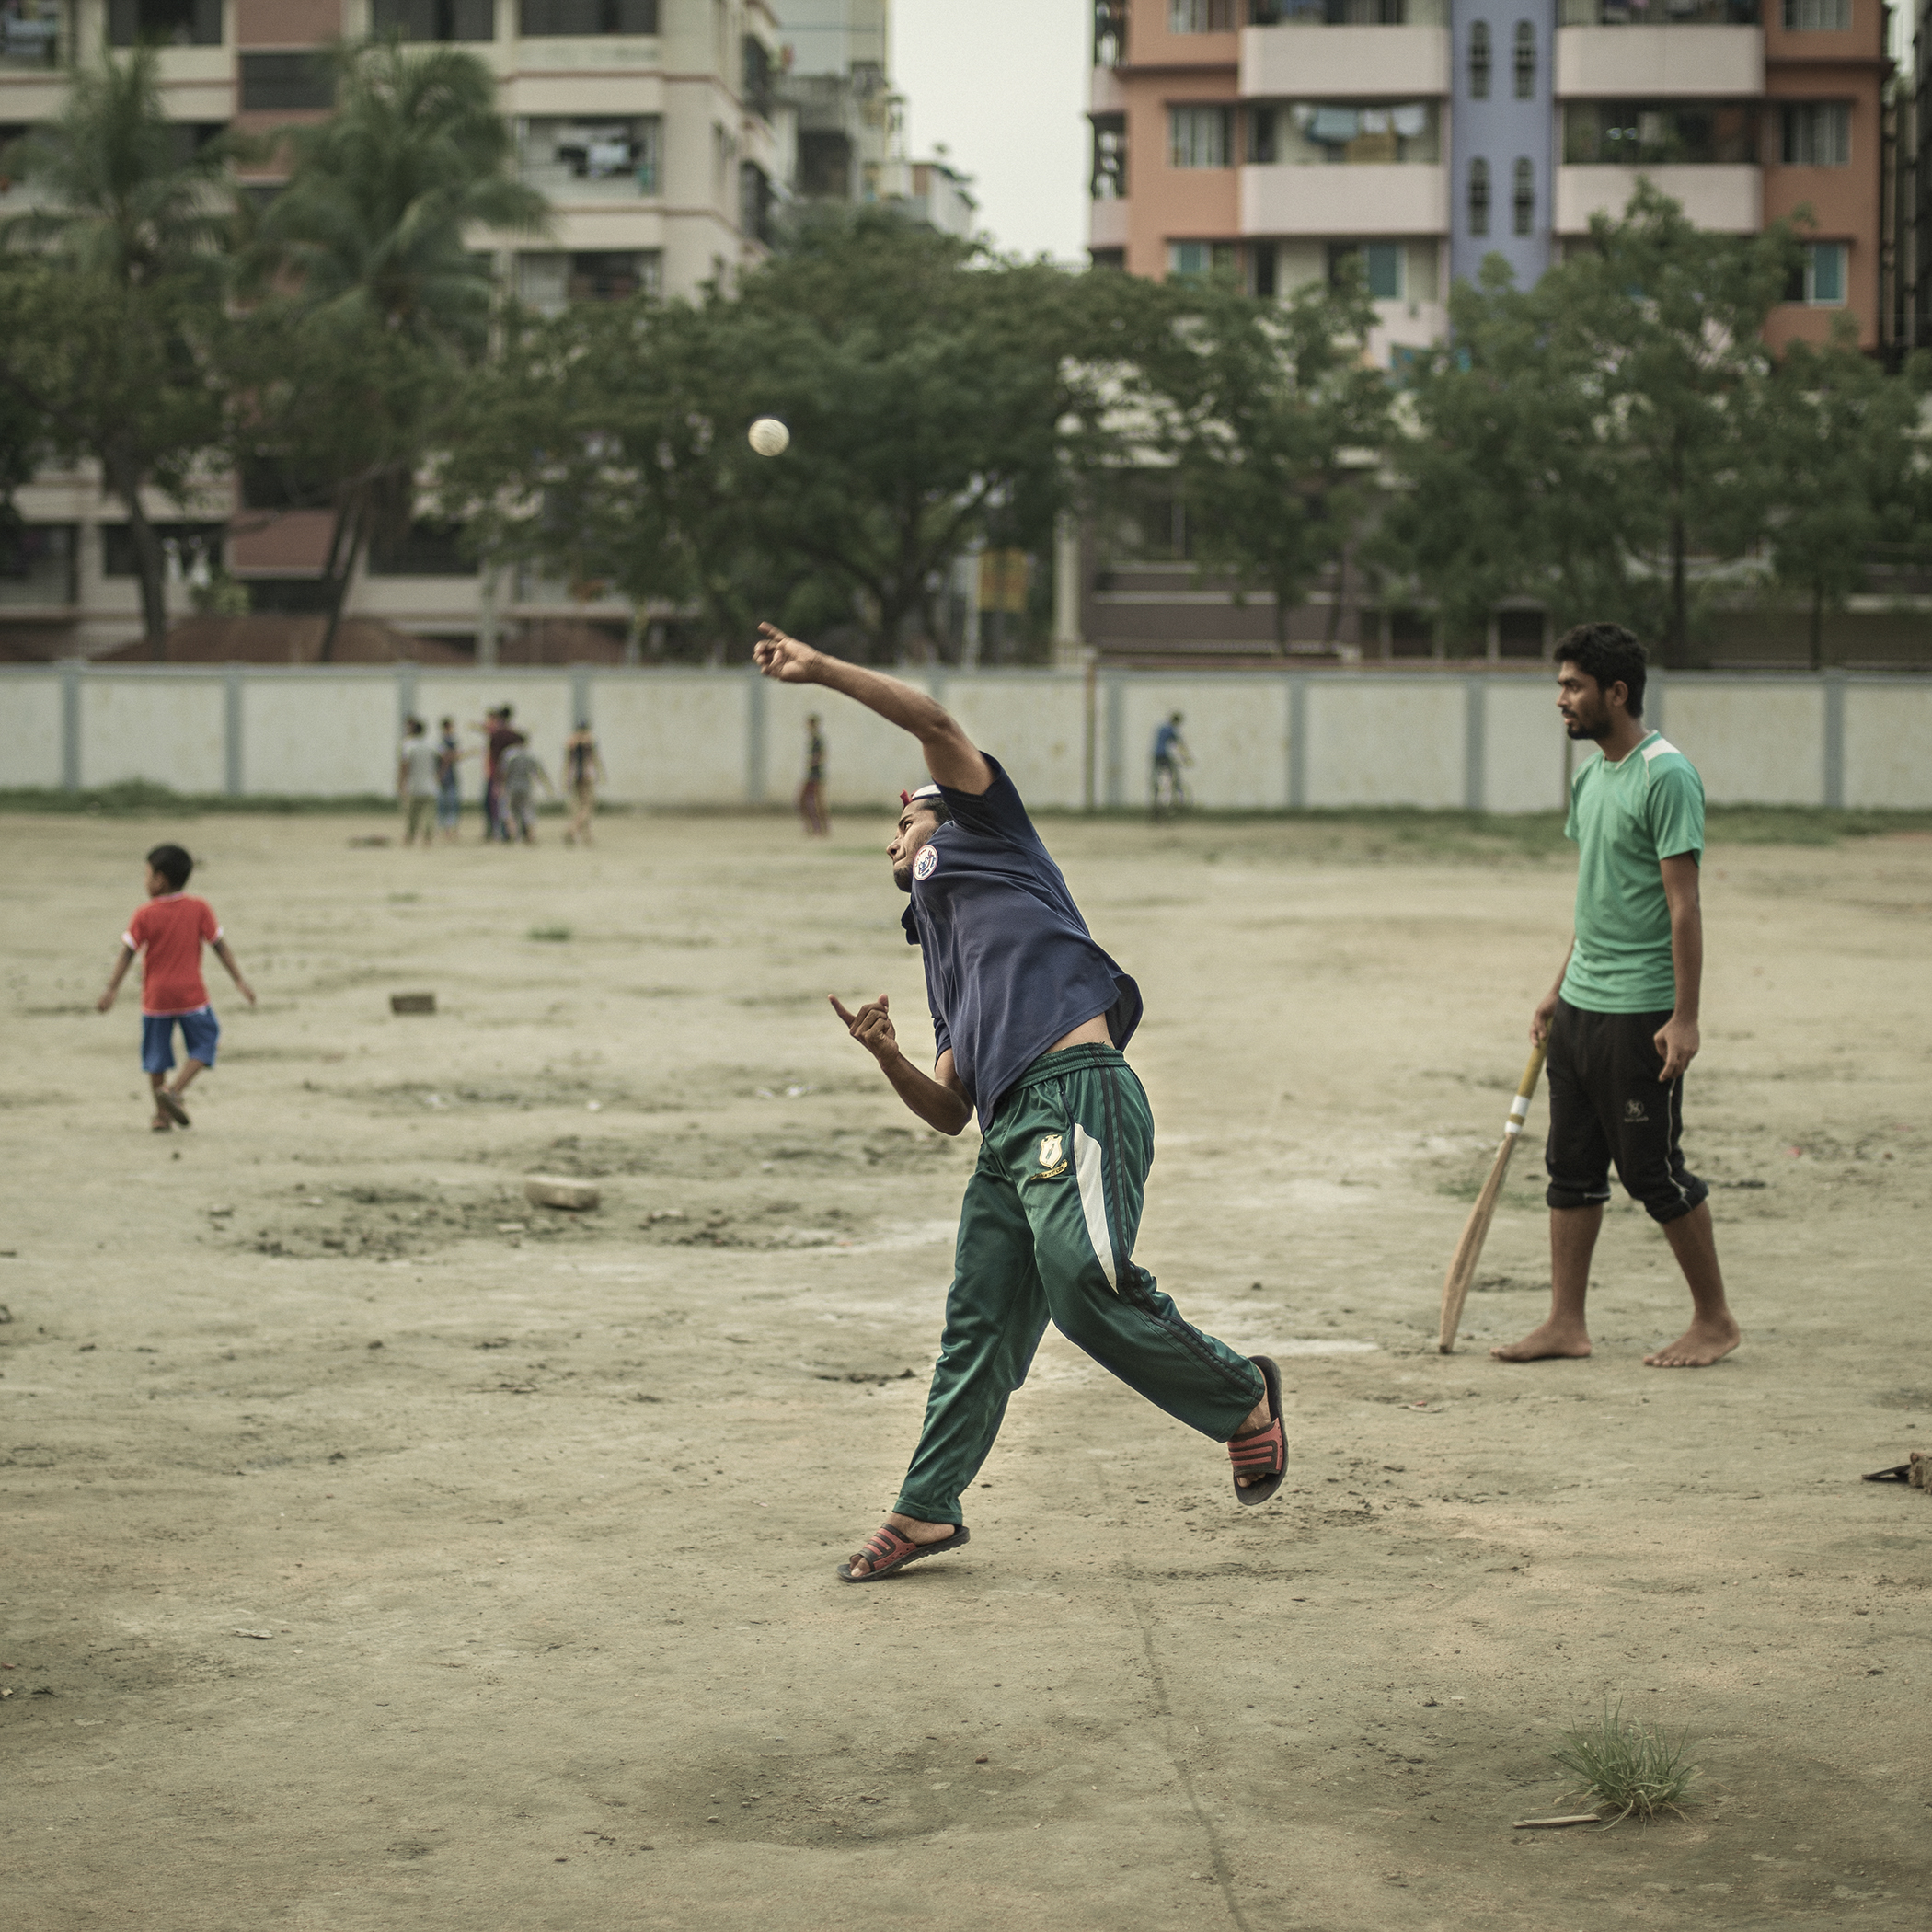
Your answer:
[901,758,1141,1129]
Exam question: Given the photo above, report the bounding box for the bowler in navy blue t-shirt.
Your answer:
[753,623,1288,1583]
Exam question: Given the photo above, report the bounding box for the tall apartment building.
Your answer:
[0,0,781,656]
[1088,0,1888,361]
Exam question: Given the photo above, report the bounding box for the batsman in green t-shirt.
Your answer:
[1492,624,1742,1370]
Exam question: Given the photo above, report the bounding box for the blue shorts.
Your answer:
[142,1006,219,1075]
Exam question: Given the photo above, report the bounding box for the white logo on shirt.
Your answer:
[914,845,938,881]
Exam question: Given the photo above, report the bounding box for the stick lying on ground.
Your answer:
[1437,1044,1547,1354]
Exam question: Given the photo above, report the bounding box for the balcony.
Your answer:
[1249,0,1446,23]
[1241,23,1449,98]
[517,115,661,200]
[1,1,62,71]
[1559,0,1757,19]
[1555,162,1760,229]
[1240,161,1447,234]
[1088,197,1131,247]
[1555,25,1763,94]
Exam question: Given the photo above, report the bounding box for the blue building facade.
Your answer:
[1448,0,1557,292]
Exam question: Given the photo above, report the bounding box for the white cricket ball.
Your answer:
[748,417,790,457]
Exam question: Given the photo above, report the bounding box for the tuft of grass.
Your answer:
[1554,1700,1700,1824]
[526,924,573,943]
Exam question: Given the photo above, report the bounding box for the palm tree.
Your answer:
[0,48,238,656]
[241,40,548,658]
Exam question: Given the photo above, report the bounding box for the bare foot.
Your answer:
[1490,1320,1593,1362]
[844,1512,959,1578]
[1230,1394,1273,1485]
[150,1115,171,1133]
[1644,1317,1741,1368]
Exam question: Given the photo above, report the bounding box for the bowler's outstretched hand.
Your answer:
[831,992,898,1066]
[754,624,820,684]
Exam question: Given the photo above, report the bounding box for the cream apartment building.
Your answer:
[0,0,781,656]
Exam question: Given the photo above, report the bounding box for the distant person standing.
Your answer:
[96,843,255,1133]
[562,721,606,846]
[798,712,830,836]
[1151,711,1190,820]
[397,717,439,846]
[500,741,553,844]
[435,715,466,843]
[478,705,525,843]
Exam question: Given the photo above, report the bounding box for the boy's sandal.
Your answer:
[1229,1354,1288,1508]
[156,1090,191,1128]
[150,1118,172,1133]
[837,1522,969,1583]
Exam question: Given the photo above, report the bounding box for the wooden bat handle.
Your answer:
[1503,1043,1548,1138]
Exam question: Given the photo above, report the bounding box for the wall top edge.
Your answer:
[6,664,1926,687]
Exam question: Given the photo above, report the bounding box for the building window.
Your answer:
[103,523,225,577]
[239,52,333,110]
[1167,240,1236,277]
[1782,0,1849,26]
[1570,0,1763,17]
[107,0,222,46]
[515,249,661,315]
[1512,156,1534,233]
[1247,101,1439,164]
[0,523,76,605]
[742,35,773,119]
[1091,114,1128,197]
[518,0,658,34]
[1169,105,1234,168]
[1,4,63,67]
[1088,247,1127,270]
[740,160,773,244]
[1094,1,1127,65]
[1468,156,1489,236]
[1253,0,1416,18]
[1786,240,1846,303]
[1780,101,1850,165]
[1469,20,1489,98]
[367,523,473,578]
[518,116,661,196]
[1513,19,1535,97]
[370,0,494,40]
[797,130,851,198]
[1328,240,1403,298]
[1562,101,1757,166]
[1250,242,1279,295]
[1169,0,1236,28]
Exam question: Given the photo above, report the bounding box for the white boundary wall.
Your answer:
[3,663,1928,811]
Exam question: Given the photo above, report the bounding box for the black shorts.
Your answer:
[1544,998,1708,1225]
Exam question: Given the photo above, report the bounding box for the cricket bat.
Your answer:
[1436,1043,1548,1354]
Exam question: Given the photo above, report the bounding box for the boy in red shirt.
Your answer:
[96,844,256,1132]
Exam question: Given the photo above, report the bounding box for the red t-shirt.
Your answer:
[124,894,221,1016]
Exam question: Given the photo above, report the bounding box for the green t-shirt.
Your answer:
[1559,732,1704,1014]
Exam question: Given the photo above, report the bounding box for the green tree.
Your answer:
[1388,184,1802,663]
[441,212,1130,661]
[0,48,236,656]
[1764,335,1926,668]
[1134,263,1391,652]
[1375,255,1614,650]
[236,39,546,658]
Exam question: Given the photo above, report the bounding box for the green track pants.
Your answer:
[894,1043,1265,1527]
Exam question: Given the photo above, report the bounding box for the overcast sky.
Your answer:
[890,1,1089,262]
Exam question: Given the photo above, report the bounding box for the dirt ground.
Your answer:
[3,801,1927,1932]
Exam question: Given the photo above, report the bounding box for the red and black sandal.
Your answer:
[837,1522,970,1583]
[1227,1354,1287,1507]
